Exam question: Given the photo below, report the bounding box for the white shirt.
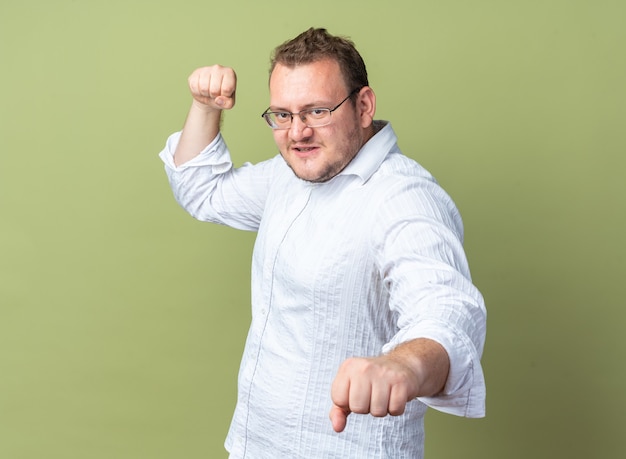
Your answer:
[160,121,486,458]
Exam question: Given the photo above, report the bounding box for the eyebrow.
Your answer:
[269,100,334,112]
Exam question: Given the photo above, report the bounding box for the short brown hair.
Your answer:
[270,28,369,92]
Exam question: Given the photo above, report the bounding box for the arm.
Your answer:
[160,64,277,231]
[329,338,450,433]
[329,177,486,432]
[174,65,237,166]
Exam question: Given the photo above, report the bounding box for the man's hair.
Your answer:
[270,28,369,92]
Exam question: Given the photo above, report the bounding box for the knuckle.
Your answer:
[388,405,405,416]
[351,404,369,415]
[370,407,387,417]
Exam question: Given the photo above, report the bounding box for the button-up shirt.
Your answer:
[159,121,486,458]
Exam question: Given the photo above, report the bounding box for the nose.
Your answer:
[288,115,313,141]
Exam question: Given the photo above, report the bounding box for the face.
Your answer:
[268,59,375,183]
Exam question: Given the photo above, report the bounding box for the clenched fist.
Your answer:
[188,65,237,111]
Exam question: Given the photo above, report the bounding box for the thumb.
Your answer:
[214,94,235,110]
[329,403,351,433]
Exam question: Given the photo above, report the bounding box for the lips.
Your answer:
[292,145,320,157]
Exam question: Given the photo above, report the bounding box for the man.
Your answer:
[160,28,486,458]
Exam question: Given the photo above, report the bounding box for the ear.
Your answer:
[356,86,376,128]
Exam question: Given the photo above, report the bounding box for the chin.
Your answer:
[294,171,326,183]
[288,165,329,183]
[298,168,341,183]
[283,152,346,183]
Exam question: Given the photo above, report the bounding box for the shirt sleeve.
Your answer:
[375,177,487,418]
[158,131,275,231]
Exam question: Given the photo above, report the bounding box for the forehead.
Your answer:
[269,59,347,107]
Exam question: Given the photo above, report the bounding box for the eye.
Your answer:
[274,112,291,121]
[308,108,328,118]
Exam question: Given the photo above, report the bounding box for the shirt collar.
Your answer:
[337,121,398,184]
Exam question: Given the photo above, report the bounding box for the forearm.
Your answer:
[174,101,222,166]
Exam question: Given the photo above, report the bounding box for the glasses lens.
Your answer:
[262,113,276,128]
[262,108,334,129]
[302,109,331,127]
[267,112,291,129]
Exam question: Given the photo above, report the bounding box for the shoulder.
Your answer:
[368,154,464,239]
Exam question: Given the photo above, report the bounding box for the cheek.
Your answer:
[272,131,287,148]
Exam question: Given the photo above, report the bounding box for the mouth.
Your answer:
[292,145,320,158]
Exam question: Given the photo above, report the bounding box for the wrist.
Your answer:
[388,338,450,397]
[191,99,223,115]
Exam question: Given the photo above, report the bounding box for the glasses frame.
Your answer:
[261,88,361,130]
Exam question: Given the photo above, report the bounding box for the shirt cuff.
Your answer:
[158,131,232,173]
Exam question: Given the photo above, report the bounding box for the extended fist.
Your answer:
[329,355,419,433]
[188,65,237,110]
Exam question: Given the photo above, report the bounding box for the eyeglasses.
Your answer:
[261,88,360,130]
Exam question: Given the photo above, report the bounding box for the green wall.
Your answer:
[1,1,624,457]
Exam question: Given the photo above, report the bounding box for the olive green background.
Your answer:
[1,0,624,458]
